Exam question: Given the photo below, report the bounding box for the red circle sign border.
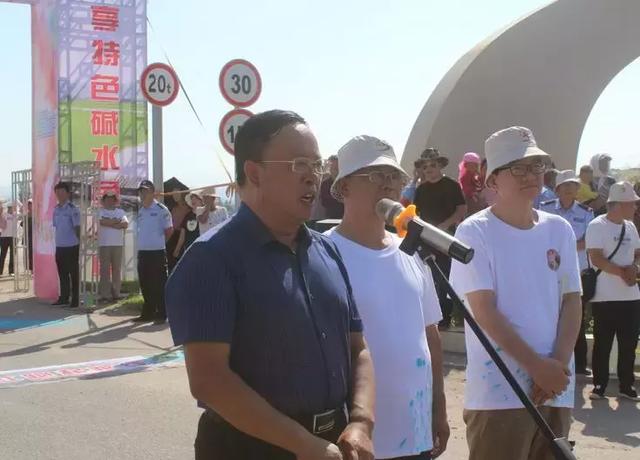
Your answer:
[218,59,262,108]
[219,108,254,155]
[141,62,180,107]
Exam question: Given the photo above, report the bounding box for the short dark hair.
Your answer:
[54,182,70,193]
[234,110,307,186]
[414,159,426,168]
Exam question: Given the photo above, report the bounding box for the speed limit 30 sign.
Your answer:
[219,108,253,155]
[219,59,262,108]
[141,63,179,106]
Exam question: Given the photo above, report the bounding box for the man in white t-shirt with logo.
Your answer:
[450,127,582,460]
[98,191,129,301]
[326,135,449,460]
[585,181,640,401]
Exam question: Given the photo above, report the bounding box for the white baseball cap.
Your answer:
[607,181,640,203]
[485,126,549,176]
[331,135,408,200]
[554,170,580,189]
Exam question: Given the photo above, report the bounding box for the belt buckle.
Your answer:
[312,409,336,434]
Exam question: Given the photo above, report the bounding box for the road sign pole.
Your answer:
[152,105,163,202]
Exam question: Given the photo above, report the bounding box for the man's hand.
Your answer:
[529,357,571,395]
[622,265,638,286]
[430,408,450,458]
[530,383,554,406]
[337,422,374,460]
[295,437,343,460]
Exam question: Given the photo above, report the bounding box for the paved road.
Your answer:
[1,277,638,459]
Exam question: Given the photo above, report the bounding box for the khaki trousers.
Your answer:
[463,407,572,460]
[99,246,123,299]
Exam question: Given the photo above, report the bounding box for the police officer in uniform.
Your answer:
[52,182,81,308]
[540,169,595,375]
[135,180,173,324]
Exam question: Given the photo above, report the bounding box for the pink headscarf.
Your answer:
[458,152,481,181]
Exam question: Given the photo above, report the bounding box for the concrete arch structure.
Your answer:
[402,0,640,174]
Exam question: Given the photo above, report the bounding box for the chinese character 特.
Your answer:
[92,145,119,170]
[91,75,119,101]
[91,6,119,32]
[92,40,120,66]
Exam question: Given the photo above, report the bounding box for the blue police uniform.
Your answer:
[166,203,363,459]
[52,201,81,306]
[136,199,172,321]
[539,198,594,373]
[534,186,558,209]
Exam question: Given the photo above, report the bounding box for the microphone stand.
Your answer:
[399,220,576,460]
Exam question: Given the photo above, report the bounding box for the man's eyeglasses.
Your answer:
[351,170,408,186]
[495,162,546,177]
[260,158,325,176]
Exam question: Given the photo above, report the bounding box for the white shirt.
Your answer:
[196,207,229,234]
[585,215,640,302]
[450,209,581,410]
[326,229,442,458]
[99,208,128,247]
[3,213,17,238]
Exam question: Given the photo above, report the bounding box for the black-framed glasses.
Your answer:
[260,158,324,176]
[495,162,547,177]
[351,170,408,186]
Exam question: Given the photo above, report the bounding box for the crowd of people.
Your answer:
[4,108,639,460]
[157,109,640,460]
[43,179,229,324]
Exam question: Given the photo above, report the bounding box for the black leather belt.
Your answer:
[205,406,346,435]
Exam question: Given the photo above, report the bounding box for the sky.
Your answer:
[1,0,639,193]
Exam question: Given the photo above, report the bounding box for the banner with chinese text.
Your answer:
[58,0,148,198]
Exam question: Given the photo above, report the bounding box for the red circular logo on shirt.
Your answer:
[547,249,561,271]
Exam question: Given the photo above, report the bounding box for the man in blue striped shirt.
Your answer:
[166,110,375,460]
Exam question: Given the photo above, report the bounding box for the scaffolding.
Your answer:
[11,161,102,308]
[10,168,32,293]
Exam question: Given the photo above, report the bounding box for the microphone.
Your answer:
[375,198,474,264]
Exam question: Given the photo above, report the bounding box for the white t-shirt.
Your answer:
[99,208,128,247]
[585,216,640,302]
[3,213,17,238]
[450,209,581,410]
[325,228,442,458]
[196,207,229,234]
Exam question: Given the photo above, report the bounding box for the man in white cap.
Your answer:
[98,191,128,302]
[326,135,449,460]
[540,170,595,376]
[450,127,582,460]
[585,181,640,401]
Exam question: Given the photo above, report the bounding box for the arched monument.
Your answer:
[402,0,640,173]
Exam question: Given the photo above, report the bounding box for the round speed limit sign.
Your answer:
[219,59,262,108]
[141,63,180,106]
[219,109,253,155]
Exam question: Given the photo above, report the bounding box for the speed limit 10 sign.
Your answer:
[219,59,262,108]
[219,108,253,155]
[141,63,180,106]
